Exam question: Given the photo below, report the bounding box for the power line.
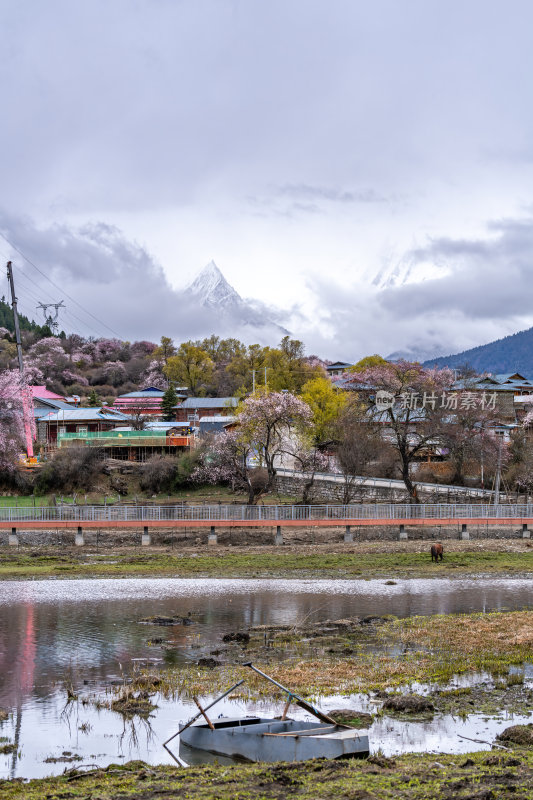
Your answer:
[11,268,97,337]
[0,242,100,337]
[2,261,100,342]
[36,301,65,334]
[0,232,123,339]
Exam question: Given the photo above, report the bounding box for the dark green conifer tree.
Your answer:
[161,384,178,421]
[87,389,100,407]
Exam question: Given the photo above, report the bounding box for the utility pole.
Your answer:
[6,261,34,458]
[493,435,503,506]
[6,261,24,373]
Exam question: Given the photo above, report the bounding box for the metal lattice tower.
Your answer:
[37,300,65,334]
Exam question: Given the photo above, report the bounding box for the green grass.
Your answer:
[0,496,52,507]
[0,548,532,580]
[147,609,533,698]
[2,750,533,799]
[0,486,299,507]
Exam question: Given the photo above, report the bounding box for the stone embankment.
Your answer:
[0,521,530,547]
[276,473,500,504]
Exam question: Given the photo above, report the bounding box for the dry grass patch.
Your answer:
[386,610,533,656]
[156,611,533,699]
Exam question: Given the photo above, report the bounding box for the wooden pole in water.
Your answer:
[243,662,337,725]
[192,697,215,730]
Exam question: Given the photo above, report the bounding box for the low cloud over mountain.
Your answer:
[3,210,533,364]
[0,213,290,345]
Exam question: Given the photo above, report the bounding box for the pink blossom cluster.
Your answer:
[239,391,312,431]
[351,361,454,396]
[94,338,124,362]
[192,430,249,485]
[523,408,533,428]
[139,361,167,390]
[61,369,89,386]
[0,369,36,470]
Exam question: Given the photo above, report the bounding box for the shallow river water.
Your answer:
[0,576,532,779]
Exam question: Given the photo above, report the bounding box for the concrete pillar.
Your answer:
[399,524,407,540]
[142,526,151,546]
[461,523,469,540]
[75,526,84,546]
[523,523,531,539]
[274,525,284,546]
[8,527,18,546]
[344,525,353,543]
[208,526,218,546]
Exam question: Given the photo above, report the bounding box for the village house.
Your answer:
[197,415,239,434]
[112,386,187,419]
[30,385,67,402]
[453,372,533,422]
[58,420,194,461]
[175,397,239,423]
[37,407,130,445]
[326,361,353,376]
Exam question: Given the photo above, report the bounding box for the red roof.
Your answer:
[30,385,66,401]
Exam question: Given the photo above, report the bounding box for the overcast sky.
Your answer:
[1,0,533,359]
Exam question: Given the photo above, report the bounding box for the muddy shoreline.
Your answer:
[3,750,533,799]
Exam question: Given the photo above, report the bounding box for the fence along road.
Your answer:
[275,467,506,501]
[1,503,533,529]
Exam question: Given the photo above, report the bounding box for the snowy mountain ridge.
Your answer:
[184,261,289,340]
[186,260,242,307]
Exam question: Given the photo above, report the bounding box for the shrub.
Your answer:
[0,465,33,493]
[140,456,177,494]
[35,447,104,492]
[175,450,203,487]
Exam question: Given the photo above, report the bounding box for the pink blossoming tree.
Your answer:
[237,390,313,490]
[288,443,330,503]
[0,369,36,470]
[351,361,455,502]
[192,430,268,504]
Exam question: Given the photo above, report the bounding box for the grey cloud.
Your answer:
[278,185,389,204]
[300,270,523,363]
[385,218,533,320]
[0,212,291,345]
[4,0,533,218]
[2,1,533,363]
[246,184,390,220]
[297,216,533,360]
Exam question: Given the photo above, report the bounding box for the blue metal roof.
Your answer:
[41,408,129,422]
[33,397,72,410]
[117,388,165,398]
[180,397,239,409]
[326,362,353,370]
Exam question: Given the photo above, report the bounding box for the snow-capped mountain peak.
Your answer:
[183,260,290,341]
[186,260,241,307]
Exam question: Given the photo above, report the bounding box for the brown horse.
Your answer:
[431,542,443,562]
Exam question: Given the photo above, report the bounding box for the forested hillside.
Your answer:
[424,326,533,376]
[0,298,51,338]
[0,323,327,405]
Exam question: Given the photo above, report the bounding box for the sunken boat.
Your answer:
[179,714,369,762]
[164,662,370,765]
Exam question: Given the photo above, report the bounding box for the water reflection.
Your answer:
[0,577,532,778]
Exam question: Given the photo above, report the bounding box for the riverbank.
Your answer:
[3,749,533,800]
[0,539,532,580]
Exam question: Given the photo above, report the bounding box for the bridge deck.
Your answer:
[0,518,531,530]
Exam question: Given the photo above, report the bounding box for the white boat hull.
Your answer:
[179,716,369,762]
